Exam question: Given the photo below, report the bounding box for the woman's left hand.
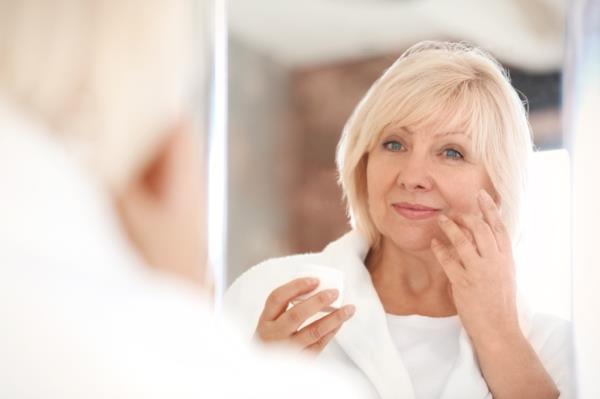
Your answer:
[431,189,520,345]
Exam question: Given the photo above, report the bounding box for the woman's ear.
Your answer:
[115,119,210,291]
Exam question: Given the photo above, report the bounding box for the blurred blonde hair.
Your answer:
[336,41,533,246]
[0,0,200,192]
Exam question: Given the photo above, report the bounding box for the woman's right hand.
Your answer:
[254,277,356,354]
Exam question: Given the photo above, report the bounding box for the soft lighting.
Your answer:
[514,149,571,320]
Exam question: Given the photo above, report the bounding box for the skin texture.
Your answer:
[366,124,558,398]
[366,125,495,253]
[365,124,494,316]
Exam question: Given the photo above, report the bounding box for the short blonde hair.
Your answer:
[0,0,201,192]
[336,41,533,245]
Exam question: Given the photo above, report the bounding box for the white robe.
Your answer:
[224,230,574,399]
[0,98,366,399]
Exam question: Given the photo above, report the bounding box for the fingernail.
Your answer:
[344,305,356,318]
[306,277,319,286]
[438,214,449,224]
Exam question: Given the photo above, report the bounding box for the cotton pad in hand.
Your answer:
[290,264,344,311]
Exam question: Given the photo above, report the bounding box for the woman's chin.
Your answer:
[385,226,443,252]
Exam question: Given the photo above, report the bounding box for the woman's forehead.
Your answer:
[381,121,473,139]
[378,81,486,138]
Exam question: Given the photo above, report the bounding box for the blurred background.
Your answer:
[224,0,570,319]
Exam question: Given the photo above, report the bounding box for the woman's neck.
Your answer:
[366,237,457,317]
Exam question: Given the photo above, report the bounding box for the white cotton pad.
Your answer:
[290,264,345,311]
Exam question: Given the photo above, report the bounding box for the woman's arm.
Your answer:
[471,328,559,399]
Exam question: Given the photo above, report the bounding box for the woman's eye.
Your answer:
[443,148,464,160]
[383,141,403,152]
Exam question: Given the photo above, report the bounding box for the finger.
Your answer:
[277,289,340,333]
[260,278,319,322]
[445,210,476,246]
[478,189,511,253]
[292,305,355,349]
[431,238,465,283]
[437,214,480,266]
[461,225,476,246]
[459,213,497,256]
[303,326,341,354]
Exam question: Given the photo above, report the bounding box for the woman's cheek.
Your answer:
[438,169,484,207]
[459,195,482,215]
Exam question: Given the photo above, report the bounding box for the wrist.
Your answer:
[470,323,526,354]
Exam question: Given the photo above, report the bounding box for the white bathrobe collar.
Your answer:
[317,230,531,399]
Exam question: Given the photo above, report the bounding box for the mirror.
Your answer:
[226,0,569,319]
[223,1,574,397]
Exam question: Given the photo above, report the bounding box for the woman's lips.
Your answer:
[392,202,441,220]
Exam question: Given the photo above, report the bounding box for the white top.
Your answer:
[386,314,461,399]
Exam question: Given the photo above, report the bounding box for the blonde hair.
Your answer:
[336,41,533,245]
[0,0,200,192]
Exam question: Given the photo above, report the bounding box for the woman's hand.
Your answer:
[254,277,356,354]
[431,191,560,398]
[431,189,520,344]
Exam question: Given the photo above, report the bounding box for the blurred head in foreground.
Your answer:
[0,0,209,287]
[0,4,374,398]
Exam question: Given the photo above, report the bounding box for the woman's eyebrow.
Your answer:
[385,126,471,138]
[407,127,471,138]
[434,130,471,138]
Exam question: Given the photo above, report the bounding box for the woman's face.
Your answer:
[366,124,496,251]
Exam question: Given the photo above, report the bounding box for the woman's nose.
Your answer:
[395,153,434,192]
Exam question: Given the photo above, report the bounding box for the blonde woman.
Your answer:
[224,42,572,399]
[0,1,367,398]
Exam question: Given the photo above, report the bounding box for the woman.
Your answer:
[0,2,365,398]
[224,41,572,399]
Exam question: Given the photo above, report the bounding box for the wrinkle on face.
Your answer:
[366,123,494,253]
